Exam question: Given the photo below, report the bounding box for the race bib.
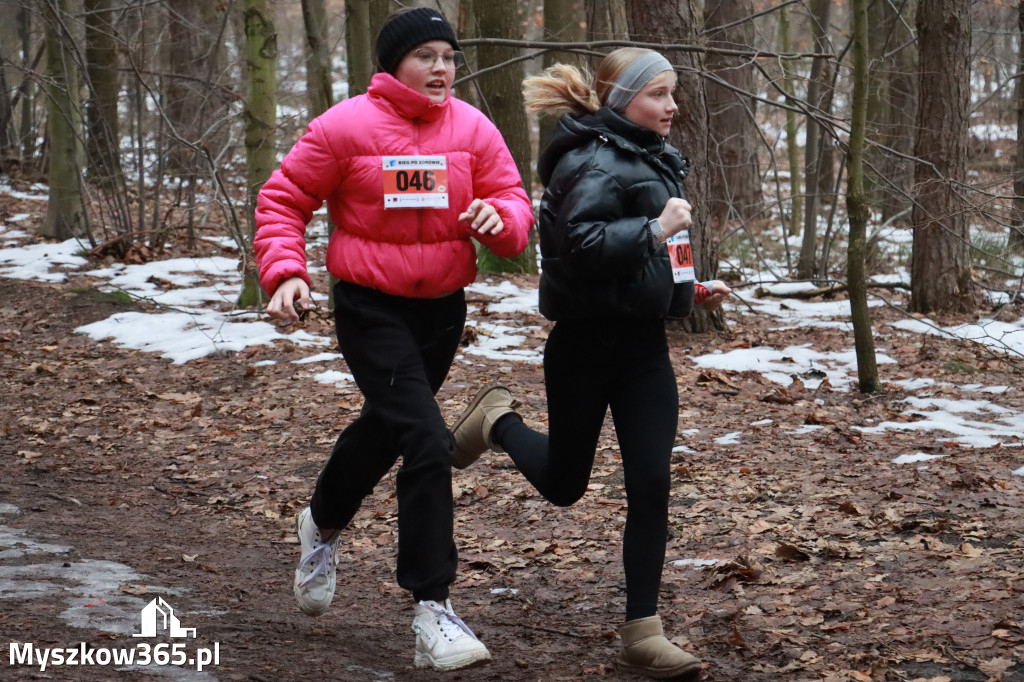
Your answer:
[667,230,695,283]
[382,155,449,209]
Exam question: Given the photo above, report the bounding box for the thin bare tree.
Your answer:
[796,0,833,281]
[847,0,880,393]
[779,3,802,237]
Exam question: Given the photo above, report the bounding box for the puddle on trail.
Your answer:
[0,504,217,681]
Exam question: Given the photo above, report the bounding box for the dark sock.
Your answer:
[625,603,657,621]
[491,412,522,449]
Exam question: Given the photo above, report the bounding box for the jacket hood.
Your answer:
[538,107,682,186]
[367,72,450,122]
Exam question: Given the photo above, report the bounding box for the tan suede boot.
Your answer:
[617,615,702,680]
[450,383,519,469]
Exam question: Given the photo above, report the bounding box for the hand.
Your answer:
[266,276,311,323]
[459,199,503,236]
[698,280,732,311]
[656,197,693,239]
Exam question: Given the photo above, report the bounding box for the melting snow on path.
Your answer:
[0,209,1021,472]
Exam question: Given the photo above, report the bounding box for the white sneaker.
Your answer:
[412,599,492,671]
[293,507,340,616]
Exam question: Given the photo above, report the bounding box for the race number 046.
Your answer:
[394,169,436,192]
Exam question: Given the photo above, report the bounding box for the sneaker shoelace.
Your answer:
[422,601,476,642]
[298,538,336,588]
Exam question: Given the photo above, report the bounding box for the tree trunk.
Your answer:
[815,60,837,213]
[585,0,628,80]
[910,0,973,315]
[625,0,722,333]
[41,0,86,241]
[18,5,37,163]
[302,0,333,117]
[302,0,338,308]
[796,0,833,280]
[1012,0,1024,250]
[864,0,890,209]
[0,60,12,158]
[164,0,229,177]
[345,0,377,99]
[539,0,584,150]
[0,4,15,157]
[704,0,763,229]
[864,0,917,223]
[238,0,277,308]
[847,0,880,393]
[457,0,483,111]
[84,0,121,184]
[472,0,537,275]
[879,0,918,225]
[779,4,802,237]
[586,0,629,42]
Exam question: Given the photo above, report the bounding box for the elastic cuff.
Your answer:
[413,588,449,603]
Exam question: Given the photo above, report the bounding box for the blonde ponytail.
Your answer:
[522,63,600,118]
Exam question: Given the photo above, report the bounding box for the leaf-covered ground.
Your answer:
[1,266,1022,682]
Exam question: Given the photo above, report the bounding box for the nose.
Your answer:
[430,56,448,72]
[667,98,678,114]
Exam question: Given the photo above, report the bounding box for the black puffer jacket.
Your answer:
[537,106,695,321]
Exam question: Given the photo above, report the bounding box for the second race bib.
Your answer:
[667,230,695,283]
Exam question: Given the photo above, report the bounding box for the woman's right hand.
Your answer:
[266,276,311,323]
[656,198,693,238]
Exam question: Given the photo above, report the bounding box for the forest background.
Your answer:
[3,0,1024,345]
[1,1,1023,681]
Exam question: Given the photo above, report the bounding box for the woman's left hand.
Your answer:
[700,280,732,311]
[459,199,503,236]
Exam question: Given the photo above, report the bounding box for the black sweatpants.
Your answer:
[310,280,466,603]
[494,318,678,621]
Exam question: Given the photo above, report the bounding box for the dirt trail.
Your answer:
[1,276,1022,682]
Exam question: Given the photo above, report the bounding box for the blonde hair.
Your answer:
[522,48,660,118]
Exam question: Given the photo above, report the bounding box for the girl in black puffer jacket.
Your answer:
[452,48,731,680]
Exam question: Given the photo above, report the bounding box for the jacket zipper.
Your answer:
[414,119,424,295]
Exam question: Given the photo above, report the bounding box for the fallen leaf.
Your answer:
[776,542,811,562]
[726,625,747,648]
[120,585,150,596]
[978,658,1014,676]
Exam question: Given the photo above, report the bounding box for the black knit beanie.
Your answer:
[375,8,460,75]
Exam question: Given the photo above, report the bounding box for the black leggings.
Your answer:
[494,318,678,621]
[310,280,466,603]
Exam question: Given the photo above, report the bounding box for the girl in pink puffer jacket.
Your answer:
[253,7,533,673]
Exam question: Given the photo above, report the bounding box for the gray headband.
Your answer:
[604,52,674,112]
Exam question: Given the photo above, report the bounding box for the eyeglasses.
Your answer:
[412,48,465,70]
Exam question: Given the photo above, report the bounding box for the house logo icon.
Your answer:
[132,597,196,638]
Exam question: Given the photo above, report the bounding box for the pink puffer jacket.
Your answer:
[254,73,534,299]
